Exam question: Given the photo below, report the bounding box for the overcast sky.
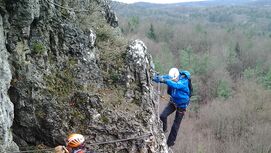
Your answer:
[112,0,207,4]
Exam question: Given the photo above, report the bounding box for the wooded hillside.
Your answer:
[116,2,271,152]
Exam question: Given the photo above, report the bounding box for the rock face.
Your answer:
[0,0,168,152]
[0,11,19,152]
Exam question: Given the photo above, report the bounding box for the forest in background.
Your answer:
[114,1,271,152]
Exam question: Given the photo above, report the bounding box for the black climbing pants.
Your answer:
[160,102,185,147]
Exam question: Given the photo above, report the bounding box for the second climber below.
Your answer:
[153,68,192,147]
[54,133,95,153]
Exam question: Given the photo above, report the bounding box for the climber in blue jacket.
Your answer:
[153,68,191,147]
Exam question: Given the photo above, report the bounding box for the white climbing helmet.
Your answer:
[168,68,179,80]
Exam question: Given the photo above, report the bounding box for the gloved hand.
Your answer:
[153,75,169,83]
[159,77,166,83]
[152,75,160,83]
[54,146,69,153]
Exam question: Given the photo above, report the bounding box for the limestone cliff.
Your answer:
[0,9,19,152]
[0,0,168,152]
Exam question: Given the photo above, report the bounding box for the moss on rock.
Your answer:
[32,42,46,55]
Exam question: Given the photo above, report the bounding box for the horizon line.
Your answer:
[112,0,209,4]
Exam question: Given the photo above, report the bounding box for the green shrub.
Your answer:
[216,80,231,99]
[243,67,271,90]
[191,54,209,75]
[147,23,157,41]
[32,42,45,55]
[128,16,139,33]
[180,47,193,70]
[262,69,271,89]
[100,115,109,123]
[243,67,257,79]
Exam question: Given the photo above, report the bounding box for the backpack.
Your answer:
[167,78,193,98]
[188,78,193,98]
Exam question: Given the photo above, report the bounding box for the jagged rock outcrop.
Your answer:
[125,40,168,152]
[0,0,168,152]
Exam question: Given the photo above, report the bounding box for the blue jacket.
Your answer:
[154,70,191,108]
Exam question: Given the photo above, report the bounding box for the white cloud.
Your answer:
[112,0,206,4]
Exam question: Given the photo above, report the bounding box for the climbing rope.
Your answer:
[86,133,152,146]
[10,133,152,153]
[44,0,89,12]
[153,87,169,102]
[12,148,55,153]
[157,82,161,123]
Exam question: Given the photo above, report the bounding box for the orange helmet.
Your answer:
[67,133,85,148]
